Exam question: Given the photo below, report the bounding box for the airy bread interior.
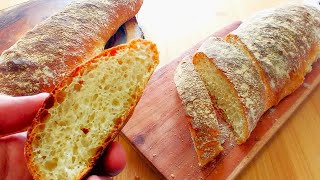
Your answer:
[193,53,247,142]
[26,39,159,180]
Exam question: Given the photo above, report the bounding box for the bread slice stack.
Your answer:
[175,5,320,166]
[25,39,159,180]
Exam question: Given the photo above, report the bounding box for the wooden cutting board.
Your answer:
[2,1,320,179]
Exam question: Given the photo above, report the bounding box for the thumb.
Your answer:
[0,93,49,137]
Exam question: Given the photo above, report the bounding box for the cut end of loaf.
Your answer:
[193,53,249,143]
[25,39,159,180]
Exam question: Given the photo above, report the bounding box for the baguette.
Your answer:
[0,0,143,96]
[25,39,159,180]
[174,56,223,167]
[193,37,266,143]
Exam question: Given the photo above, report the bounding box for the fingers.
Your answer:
[87,141,126,180]
[87,175,112,180]
[0,93,49,136]
[213,21,242,38]
[101,141,127,176]
[0,134,33,180]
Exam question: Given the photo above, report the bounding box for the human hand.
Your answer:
[0,93,126,180]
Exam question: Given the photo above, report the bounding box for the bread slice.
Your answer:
[25,39,159,180]
[226,5,320,107]
[174,56,223,167]
[193,37,266,144]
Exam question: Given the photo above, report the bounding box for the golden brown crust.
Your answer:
[0,0,143,96]
[174,56,223,167]
[25,39,159,180]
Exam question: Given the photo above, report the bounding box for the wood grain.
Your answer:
[1,0,320,180]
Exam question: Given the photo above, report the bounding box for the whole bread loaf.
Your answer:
[0,0,143,96]
[25,39,159,180]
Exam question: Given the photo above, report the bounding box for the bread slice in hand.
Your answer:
[174,56,223,167]
[25,39,159,180]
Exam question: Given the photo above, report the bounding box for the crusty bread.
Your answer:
[25,39,159,180]
[0,0,143,96]
[174,56,223,167]
[193,37,266,144]
[226,5,320,108]
[176,5,320,162]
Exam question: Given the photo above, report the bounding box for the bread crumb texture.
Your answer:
[25,39,159,180]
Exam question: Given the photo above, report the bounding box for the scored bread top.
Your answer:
[0,0,143,96]
[25,39,159,180]
[174,56,223,167]
[227,5,320,104]
[196,37,266,133]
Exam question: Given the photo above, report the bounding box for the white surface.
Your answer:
[304,0,320,8]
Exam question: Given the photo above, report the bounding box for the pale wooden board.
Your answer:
[122,32,320,179]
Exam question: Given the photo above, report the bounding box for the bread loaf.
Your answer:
[194,5,320,143]
[193,5,320,144]
[193,37,267,144]
[174,56,223,167]
[25,39,159,180]
[0,0,143,96]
